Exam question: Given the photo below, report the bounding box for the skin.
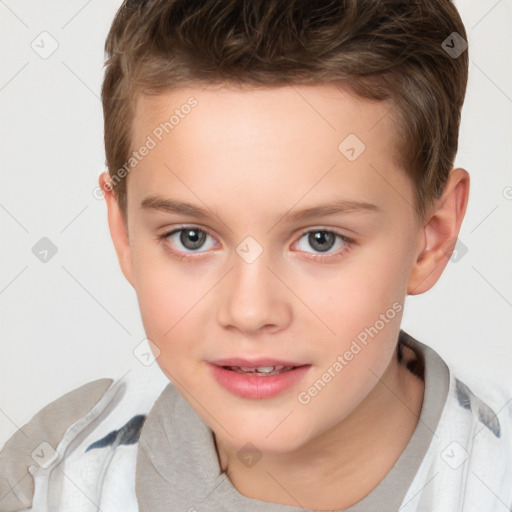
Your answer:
[99,83,469,509]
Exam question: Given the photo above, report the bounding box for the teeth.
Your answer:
[228,365,294,375]
[256,366,276,373]
[239,366,284,372]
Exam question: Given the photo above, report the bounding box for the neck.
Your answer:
[214,348,425,510]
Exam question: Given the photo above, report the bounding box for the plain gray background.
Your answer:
[1,0,511,449]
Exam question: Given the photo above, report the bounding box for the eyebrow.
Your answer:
[140,194,380,222]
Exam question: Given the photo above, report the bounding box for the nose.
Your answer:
[216,249,292,335]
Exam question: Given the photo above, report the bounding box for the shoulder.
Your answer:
[438,361,512,451]
[427,370,512,508]
[0,378,114,511]
[0,365,169,512]
[436,353,512,442]
[401,363,512,511]
[452,375,511,439]
[451,375,512,503]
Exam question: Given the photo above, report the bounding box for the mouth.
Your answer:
[209,357,307,376]
[208,359,311,399]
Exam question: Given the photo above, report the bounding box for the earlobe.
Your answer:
[98,172,134,287]
[407,168,470,295]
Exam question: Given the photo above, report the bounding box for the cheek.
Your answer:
[296,239,410,385]
[307,256,406,338]
[131,243,200,346]
[295,267,405,427]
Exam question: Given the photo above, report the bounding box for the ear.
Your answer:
[407,167,470,295]
[99,171,134,287]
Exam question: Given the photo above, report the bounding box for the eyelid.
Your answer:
[296,225,354,240]
[162,224,217,239]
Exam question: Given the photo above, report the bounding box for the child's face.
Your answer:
[115,84,426,452]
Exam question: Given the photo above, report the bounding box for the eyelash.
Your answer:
[157,225,355,263]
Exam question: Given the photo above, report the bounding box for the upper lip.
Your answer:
[209,358,307,367]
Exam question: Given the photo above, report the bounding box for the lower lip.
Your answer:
[208,364,311,399]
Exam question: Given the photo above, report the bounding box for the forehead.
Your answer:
[128,83,413,219]
[133,83,397,151]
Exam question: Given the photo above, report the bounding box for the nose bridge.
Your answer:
[217,239,289,333]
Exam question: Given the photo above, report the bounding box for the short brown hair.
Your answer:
[101,0,468,221]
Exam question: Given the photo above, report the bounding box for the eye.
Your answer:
[294,229,353,260]
[158,225,354,262]
[158,226,217,256]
